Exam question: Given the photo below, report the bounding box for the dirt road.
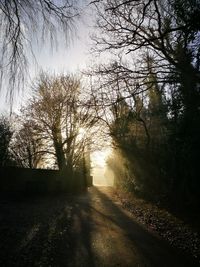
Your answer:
[0,186,197,266]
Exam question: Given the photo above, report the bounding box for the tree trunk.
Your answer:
[53,139,66,170]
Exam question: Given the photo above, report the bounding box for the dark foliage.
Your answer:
[92,0,200,210]
[0,116,12,167]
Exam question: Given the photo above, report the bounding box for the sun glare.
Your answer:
[78,127,86,139]
[91,148,114,186]
[91,149,111,168]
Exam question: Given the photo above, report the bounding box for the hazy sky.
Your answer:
[32,12,92,74]
[0,2,94,114]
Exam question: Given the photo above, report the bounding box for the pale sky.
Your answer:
[0,1,94,114]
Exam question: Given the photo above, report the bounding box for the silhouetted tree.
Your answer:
[10,119,47,168]
[25,73,97,174]
[0,116,12,166]
[92,0,200,106]
[90,0,200,206]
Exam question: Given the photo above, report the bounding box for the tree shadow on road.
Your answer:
[0,188,198,267]
[90,186,199,267]
[0,193,95,267]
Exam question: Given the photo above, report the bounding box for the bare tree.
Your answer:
[0,0,81,102]
[10,118,48,168]
[91,0,200,112]
[0,115,12,166]
[24,73,98,173]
